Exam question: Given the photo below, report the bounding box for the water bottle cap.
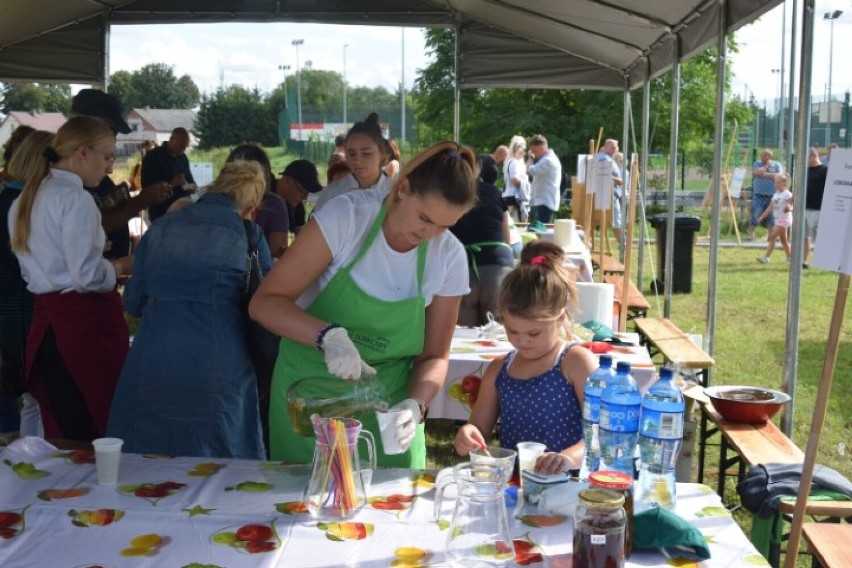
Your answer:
[616,361,632,373]
[599,355,613,366]
[588,470,633,490]
[659,367,675,379]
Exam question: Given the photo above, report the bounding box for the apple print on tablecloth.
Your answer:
[391,546,431,567]
[275,501,309,515]
[68,508,124,527]
[511,533,545,566]
[447,366,484,408]
[0,505,29,540]
[409,472,436,490]
[4,459,50,479]
[38,487,90,501]
[118,481,186,506]
[187,462,225,477]
[51,449,95,464]
[316,521,374,541]
[224,480,274,493]
[211,521,281,554]
[121,533,169,557]
[368,494,415,516]
[517,514,567,528]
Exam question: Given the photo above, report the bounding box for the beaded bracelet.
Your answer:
[315,323,341,352]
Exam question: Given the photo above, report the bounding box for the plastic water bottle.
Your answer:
[599,361,641,477]
[580,355,614,480]
[636,367,684,513]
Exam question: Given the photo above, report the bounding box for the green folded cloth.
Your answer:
[582,320,615,341]
[633,508,711,560]
[527,220,548,233]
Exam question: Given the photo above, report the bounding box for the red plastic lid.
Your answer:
[588,470,633,490]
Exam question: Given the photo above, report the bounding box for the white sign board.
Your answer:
[190,162,215,188]
[729,167,747,198]
[588,159,613,210]
[576,154,591,183]
[812,148,852,274]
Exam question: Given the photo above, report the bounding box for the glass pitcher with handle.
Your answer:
[433,463,514,567]
[304,415,376,520]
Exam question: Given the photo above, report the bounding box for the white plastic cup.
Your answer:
[516,441,546,489]
[376,410,405,455]
[92,437,124,485]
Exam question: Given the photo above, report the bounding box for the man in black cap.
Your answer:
[141,127,197,223]
[70,89,173,259]
[275,159,323,236]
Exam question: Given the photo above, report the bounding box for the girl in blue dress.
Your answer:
[454,241,597,474]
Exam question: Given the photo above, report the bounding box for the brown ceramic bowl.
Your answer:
[704,386,791,424]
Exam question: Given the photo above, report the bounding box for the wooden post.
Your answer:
[585,138,597,247]
[782,273,850,568]
[618,153,640,331]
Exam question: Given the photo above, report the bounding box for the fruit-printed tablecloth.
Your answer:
[434,331,657,421]
[0,437,767,567]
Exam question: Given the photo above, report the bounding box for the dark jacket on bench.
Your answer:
[737,463,852,517]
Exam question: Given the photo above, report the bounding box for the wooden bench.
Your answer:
[591,255,625,275]
[604,275,651,319]
[633,317,715,373]
[803,523,852,568]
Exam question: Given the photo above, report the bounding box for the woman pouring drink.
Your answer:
[250,142,477,467]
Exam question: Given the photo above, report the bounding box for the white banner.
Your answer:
[812,148,852,274]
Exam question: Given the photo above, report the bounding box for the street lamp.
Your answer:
[343,44,348,125]
[824,10,843,146]
[278,64,290,110]
[292,39,304,142]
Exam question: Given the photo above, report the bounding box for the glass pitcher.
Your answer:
[304,416,376,520]
[287,375,389,437]
[434,463,514,567]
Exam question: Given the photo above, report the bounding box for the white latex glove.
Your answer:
[321,327,376,380]
[388,398,422,452]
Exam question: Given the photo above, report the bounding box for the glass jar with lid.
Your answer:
[588,470,633,557]
[572,488,626,568]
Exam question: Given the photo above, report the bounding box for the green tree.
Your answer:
[107,63,200,110]
[194,86,277,149]
[0,82,71,114]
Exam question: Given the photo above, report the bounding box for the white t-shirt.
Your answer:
[298,189,470,308]
[771,189,793,222]
[9,169,116,294]
[312,172,394,213]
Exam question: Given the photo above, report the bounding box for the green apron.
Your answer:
[269,200,427,468]
[464,241,514,280]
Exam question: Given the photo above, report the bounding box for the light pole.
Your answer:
[771,68,783,150]
[825,10,842,147]
[277,64,290,109]
[343,44,348,125]
[292,39,304,142]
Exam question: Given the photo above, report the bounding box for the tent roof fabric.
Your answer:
[0,0,781,90]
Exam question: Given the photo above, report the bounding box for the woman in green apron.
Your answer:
[250,142,478,468]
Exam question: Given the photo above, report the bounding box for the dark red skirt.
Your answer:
[26,290,128,439]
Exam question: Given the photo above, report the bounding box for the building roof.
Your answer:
[5,111,66,132]
[131,108,196,133]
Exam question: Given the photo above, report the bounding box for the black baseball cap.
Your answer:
[70,89,132,134]
[281,159,323,193]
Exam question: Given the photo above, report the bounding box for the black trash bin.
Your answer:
[649,214,702,294]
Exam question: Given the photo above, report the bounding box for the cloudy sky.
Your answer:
[107,2,851,107]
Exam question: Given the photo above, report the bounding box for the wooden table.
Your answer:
[803,523,852,568]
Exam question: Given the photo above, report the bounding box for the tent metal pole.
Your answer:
[706,0,728,367]
[781,0,815,437]
[638,61,651,292]
[786,0,799,171]
[102,16,110,91]
[664,38,681,318]
[621,81,630,262]
[453,23,461,142]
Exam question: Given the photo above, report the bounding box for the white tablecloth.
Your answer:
[0,437,768,567]
[432,331,657,421]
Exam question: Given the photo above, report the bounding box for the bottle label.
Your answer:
[582,396,600,422]
[591,534,606,545]
[599,402,640,432]
[641,409,684,440]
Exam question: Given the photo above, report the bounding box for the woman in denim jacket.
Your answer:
[107,161,272,459]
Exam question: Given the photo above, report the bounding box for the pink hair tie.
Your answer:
[530,255,547,265]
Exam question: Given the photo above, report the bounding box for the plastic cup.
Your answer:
[470,446,517,483]
[516,441,546,489]
[376,410,405,455]
[92,437,123,485]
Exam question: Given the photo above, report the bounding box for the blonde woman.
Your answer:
[107,160,271,458]
[9,116,132,441]
[251,142,478,468]
[503,135,530,222]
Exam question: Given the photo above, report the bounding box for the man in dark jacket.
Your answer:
[142,127,196,222]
